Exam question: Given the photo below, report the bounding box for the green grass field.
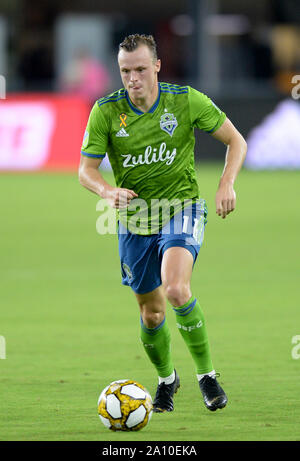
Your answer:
[0,165,299,441]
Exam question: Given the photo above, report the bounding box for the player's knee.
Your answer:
[141,309,164,329]
[164,282,191,307]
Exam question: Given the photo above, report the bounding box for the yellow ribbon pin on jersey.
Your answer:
[119,113,127,127]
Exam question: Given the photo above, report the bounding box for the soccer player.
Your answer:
[79,34,247,413]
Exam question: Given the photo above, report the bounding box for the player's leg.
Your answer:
[118,223,179,412]
[161,246,215,376]
[161,246,227,411]
[135,286,180,413]
[158,200,227,411]
[135,286,174,380]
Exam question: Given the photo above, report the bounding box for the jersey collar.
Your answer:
[125,83,161,115]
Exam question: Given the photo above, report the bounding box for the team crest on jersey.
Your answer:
[160,112,178,137]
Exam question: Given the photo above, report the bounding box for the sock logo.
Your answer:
[176,320,203,332]
[140,339,154,349]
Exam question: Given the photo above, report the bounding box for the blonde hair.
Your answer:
[119,34,158,61]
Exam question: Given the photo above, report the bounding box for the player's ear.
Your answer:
[155,59,161,73]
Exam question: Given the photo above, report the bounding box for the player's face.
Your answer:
[118,45,161,102]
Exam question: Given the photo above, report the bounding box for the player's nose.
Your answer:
[129,71,138,82]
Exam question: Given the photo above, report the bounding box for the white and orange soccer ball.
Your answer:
[97,379,153,431]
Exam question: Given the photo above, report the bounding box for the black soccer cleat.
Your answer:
[199,373,228,411]
[153,370,180,413]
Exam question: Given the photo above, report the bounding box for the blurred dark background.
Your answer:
[0,0,299,163]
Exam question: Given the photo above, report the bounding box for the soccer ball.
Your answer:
[97,379,153,432]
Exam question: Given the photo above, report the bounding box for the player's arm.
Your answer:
[79,102,138,208]
[188,87,247,220]
[79,155,138,209]
[212,118,247,219]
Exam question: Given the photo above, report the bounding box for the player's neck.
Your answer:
[130,82,159,113]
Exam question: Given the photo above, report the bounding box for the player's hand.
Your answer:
[215,182,236,219]
[104,187,138,209]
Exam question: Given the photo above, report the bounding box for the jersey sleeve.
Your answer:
[188,86,226,134]
[81,102,109,158]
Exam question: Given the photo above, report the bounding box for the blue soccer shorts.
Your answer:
[117,199,207,294]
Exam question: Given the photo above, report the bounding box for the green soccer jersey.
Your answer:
[81,82,226,234]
